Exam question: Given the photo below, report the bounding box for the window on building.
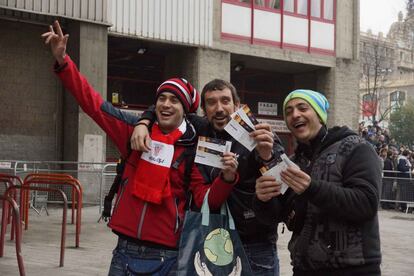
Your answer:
[283,0,294,12]
[298,0,308,15]
[362,63,369,75]
[269,0,281,9]
[390,90,406,112]
[400,51,404,61]
[324,0,334,20]
[255,0,265,6]
[311,0,321,17]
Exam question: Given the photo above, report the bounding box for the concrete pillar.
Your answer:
[63,21,108,203]
[317,59,360,129]
[195,48,231,89]
[64,21,108,165]
[165,48,231,90]
[165,47,230,114]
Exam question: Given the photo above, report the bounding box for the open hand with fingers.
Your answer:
[220,152,239,182]
[255,175,281,202]
[250,123,274,161]
[281,166,311,194]
[41,20,68,65]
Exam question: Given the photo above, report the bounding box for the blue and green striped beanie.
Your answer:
[283,89,330,124]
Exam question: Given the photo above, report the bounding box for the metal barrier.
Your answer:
[381,170,414,213]
[1,186,67,267]
[0,160,17,175]
[0,195,24,276]
[5,160,117,208]
[0,174,23,241]
[23,174,79,225]
[22,178,81,247]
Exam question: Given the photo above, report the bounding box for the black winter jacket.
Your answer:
[255,126,382,275]
[195,118,279,243]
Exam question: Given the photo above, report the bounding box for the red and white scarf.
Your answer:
[131,120,187,204]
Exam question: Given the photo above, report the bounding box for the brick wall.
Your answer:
[0,19,63,161]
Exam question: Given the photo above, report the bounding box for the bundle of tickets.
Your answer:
[259,154,299,194]
[224,105,259,151]
[194,136,232,169]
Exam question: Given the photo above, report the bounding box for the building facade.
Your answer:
[360,7,414,127]
[0,0,359,201]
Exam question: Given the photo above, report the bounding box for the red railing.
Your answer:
[23,173,80,225]
[0,194,24,276]
[1,186,68,267]
[21,175,82,247]
[0,174,23,241]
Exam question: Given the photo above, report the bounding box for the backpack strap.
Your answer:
[99,145,133,222]
[172,146,196,209]
[172,146,196,189]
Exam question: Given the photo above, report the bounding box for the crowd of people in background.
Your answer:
[359,121,414,211]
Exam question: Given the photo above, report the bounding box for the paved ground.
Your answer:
[0,207,413,275]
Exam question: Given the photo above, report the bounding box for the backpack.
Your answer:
[99,146,195,222]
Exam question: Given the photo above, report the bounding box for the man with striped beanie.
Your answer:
[156,78,200,114]
[42,20,239,275]
[254,89,382,275]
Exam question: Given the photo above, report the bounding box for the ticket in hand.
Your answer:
[224,105,258,151]
[259,154,299,194]
[194,136,232,169]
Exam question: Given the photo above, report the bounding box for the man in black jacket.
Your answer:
[255,89,382,276]
[132,79,282,275]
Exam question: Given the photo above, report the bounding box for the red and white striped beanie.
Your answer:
[156,78,200,113]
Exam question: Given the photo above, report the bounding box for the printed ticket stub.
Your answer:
[224,105,258,151]
[242,105,259,127]
[259,153,299,194]
[195,136,232,169]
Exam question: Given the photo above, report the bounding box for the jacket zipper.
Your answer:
[137,202,148,239]
[174,197,180,233]
[112,179,127,215]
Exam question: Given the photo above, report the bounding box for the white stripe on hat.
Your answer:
[192,88,197,103]
[161,80,192,105]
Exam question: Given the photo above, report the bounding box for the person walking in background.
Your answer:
[254,89,382,275]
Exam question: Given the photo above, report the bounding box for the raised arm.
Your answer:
[41,20,68,65]
[41,20,137,157]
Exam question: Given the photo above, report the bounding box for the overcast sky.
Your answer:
[360,0,407,35]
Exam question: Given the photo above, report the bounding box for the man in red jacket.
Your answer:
[42,20,239,275]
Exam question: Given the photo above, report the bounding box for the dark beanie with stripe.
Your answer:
[156,78,200,114]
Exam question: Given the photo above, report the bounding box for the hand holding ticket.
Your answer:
[194,136,232,169]
[224,105,258,151]
[259,154,299,194]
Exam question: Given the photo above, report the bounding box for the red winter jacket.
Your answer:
[55,55,236,248]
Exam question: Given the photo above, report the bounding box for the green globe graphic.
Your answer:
[203,228,234,266]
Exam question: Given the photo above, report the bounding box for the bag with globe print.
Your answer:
[177,189,252,276]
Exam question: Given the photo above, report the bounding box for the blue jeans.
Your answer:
[243,241,280,276]
[108,238,178,276]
